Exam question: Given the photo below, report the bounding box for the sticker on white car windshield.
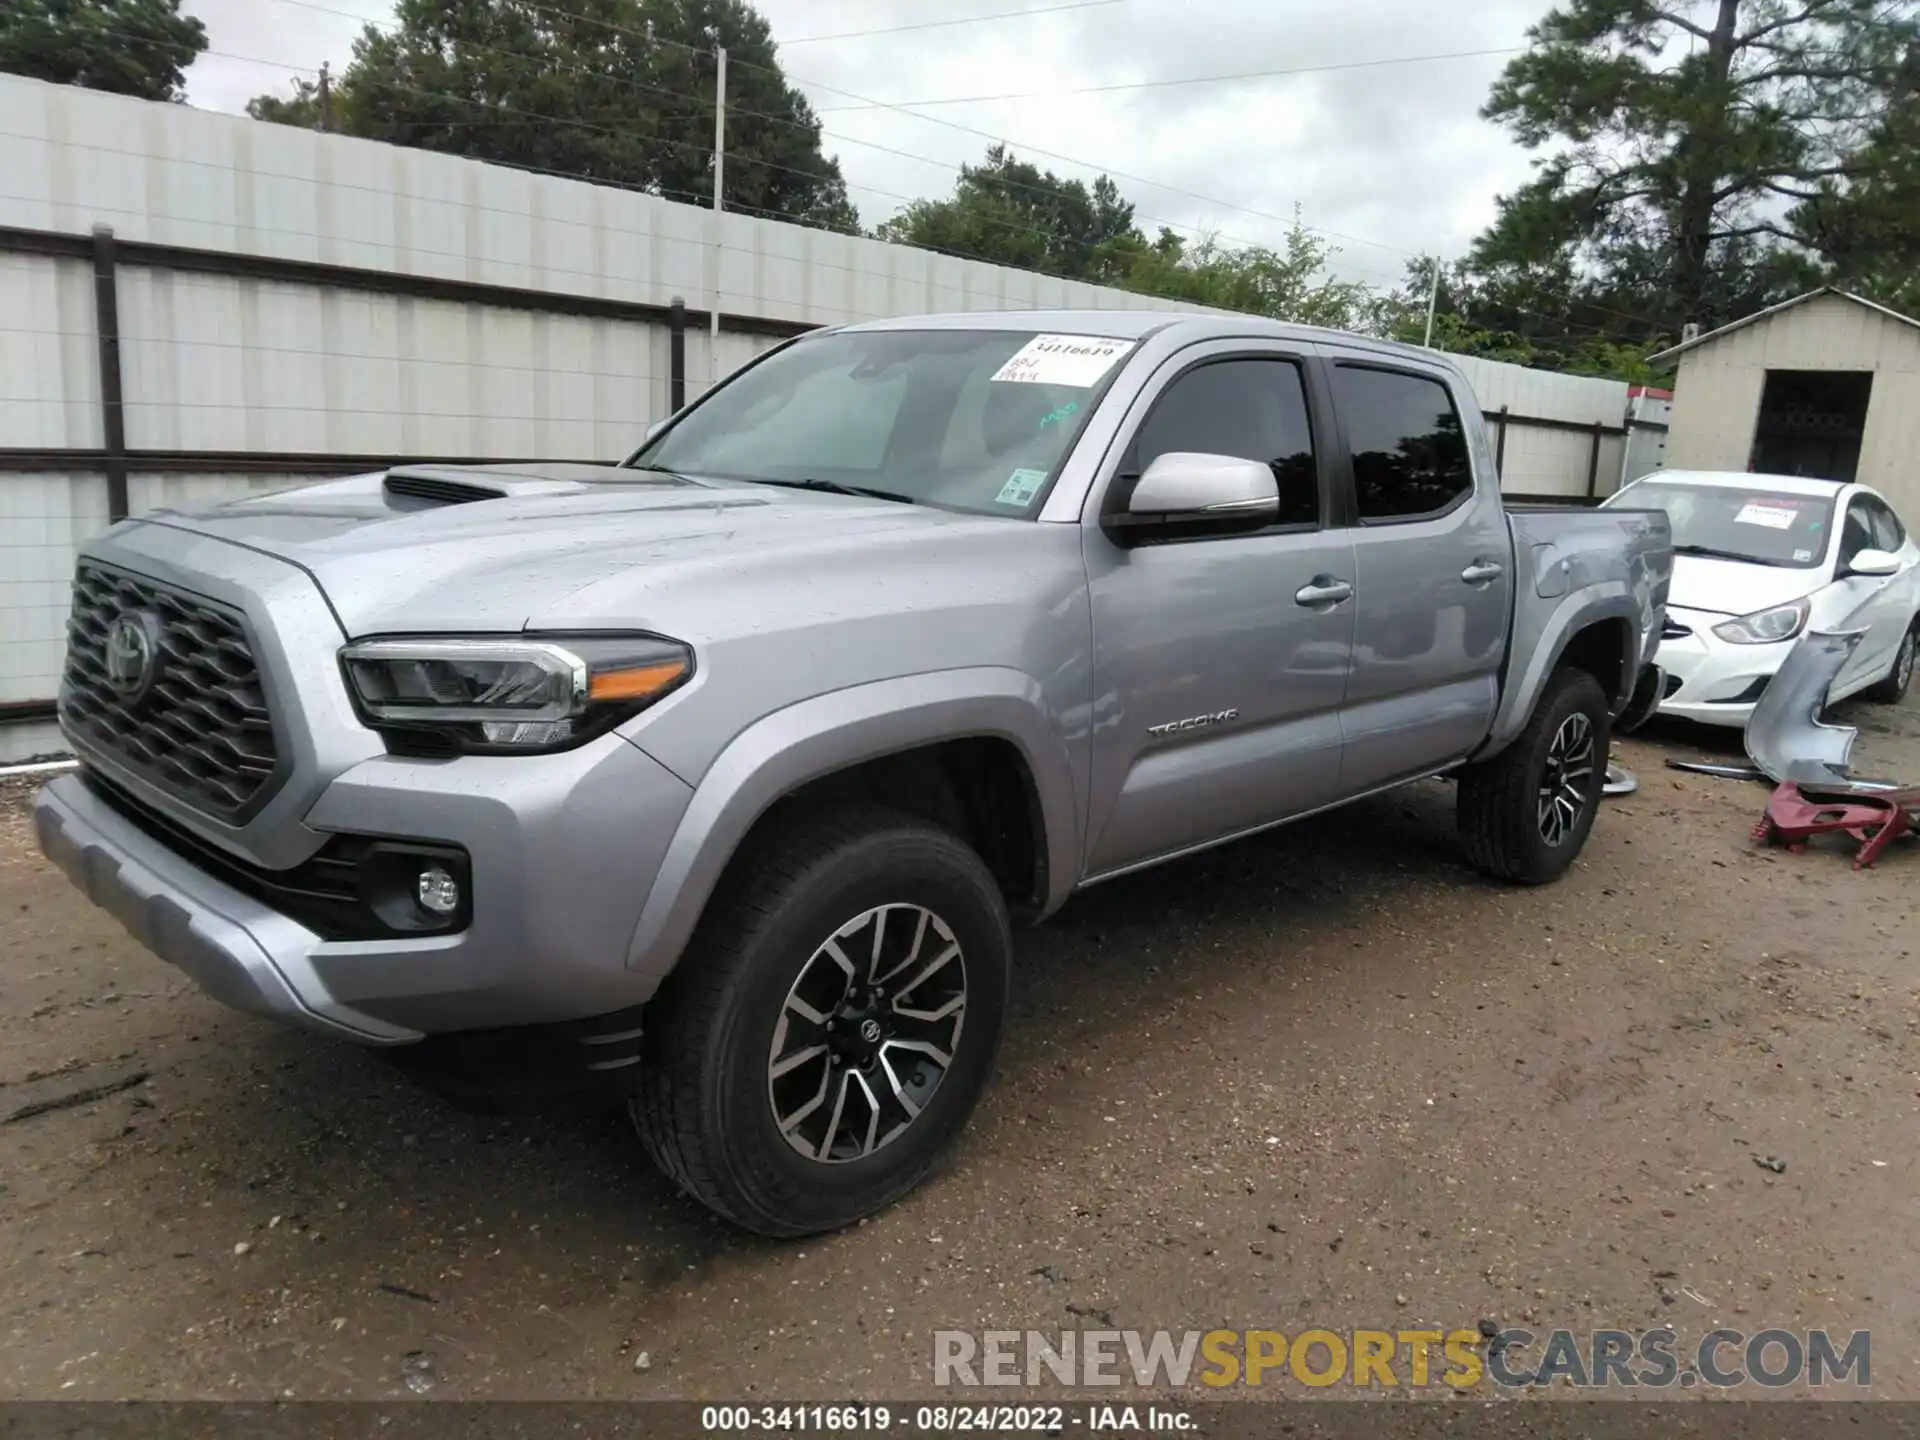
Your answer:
[995,468,1048,506]
[992,335,1135,387]
[1794,548,1815,562]
[1734,501,1800,529]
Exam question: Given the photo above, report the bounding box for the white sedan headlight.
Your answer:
[1711,597,1811,646]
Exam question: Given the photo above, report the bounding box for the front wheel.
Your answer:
[629,805,1011,1237]
[1458,668,1611,885]
[1863,625,1916,705]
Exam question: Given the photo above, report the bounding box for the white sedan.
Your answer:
[1600,470,1920,727]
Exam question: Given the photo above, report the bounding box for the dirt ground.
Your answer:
[2,697,1917,1406]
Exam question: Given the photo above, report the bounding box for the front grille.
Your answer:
[61,562,284,823]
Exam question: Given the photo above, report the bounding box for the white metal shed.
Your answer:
[1650,287,1920,518]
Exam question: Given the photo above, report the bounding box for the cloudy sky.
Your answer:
[179,0,1552,289]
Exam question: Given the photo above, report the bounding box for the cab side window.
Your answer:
[1124,358,1319,528]
[1332,365,1473,522]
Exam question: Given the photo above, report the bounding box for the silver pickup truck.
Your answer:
[34,311,1671,1235]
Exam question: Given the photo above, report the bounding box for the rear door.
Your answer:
[1079,341,1357,877]
[1328,359,1514,790]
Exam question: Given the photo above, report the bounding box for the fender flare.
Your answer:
[1478,589,1642,760]
[621,667,1081,987]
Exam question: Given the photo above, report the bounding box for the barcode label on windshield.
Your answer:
[1734,502,1799,529]
[992,335,1134,387]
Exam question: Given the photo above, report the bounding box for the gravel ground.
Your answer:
[2,697,1917,1404]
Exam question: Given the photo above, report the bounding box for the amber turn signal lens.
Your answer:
[588,660,689,702]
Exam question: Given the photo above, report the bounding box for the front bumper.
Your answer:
[1652,608,1800,728]
[34,733,696,1042]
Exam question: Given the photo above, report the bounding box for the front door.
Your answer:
[1081,345,1356,877]
[1329,361,1514,790]
[1833,493,1915,691]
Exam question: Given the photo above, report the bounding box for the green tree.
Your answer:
[877,149,1381,331]
[1470,0,1916,338]
[1113,218,1382,332]
[1794,43,1920,315]
[1378,256,1674,381]
[876,145,1139,282]
[247,0,857,231]
[0,0,206,101]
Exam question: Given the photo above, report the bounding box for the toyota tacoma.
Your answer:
[35,311,1672,1235]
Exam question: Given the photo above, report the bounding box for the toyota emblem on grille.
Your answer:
[103,611,164,705]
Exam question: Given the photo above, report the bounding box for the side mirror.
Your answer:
[1105,452,1279,545]
[1844,548,1900,578]
[644,417,670,441]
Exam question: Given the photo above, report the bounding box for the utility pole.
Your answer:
[317,62,334,133]
[710,45,727,386]
[1422,259,1441,349]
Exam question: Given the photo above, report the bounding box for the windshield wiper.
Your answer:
[751,477,919,505]
[1673,542,1788,567]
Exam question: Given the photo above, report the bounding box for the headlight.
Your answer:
[1711,597,1810,646]
[340,634,692,753]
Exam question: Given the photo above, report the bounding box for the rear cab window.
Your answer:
[1330,364,1474,522]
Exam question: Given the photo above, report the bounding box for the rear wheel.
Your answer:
[1458,668,1611,885]
[1863,625,1916,705]
[629,805,1011,1237]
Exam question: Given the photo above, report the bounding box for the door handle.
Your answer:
[1294,578,1354,608]
[1461,561,1505,585]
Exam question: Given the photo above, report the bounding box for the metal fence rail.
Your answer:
[0,223,805,503]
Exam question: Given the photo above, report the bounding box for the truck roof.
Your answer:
[835,308,1469,377]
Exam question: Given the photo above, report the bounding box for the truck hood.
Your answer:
[136,462,994,634]
[1665,553,1823,618]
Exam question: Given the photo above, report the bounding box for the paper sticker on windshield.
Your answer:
[995,468,1048,506]
[1734,501,1799,529]
[1794,547,1815,562]
[992,335,1134,387]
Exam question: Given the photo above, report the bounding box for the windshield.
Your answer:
[1607,479,1836,569]
[628,328,1136,515]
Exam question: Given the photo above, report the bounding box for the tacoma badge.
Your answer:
[1146,708,1240,739]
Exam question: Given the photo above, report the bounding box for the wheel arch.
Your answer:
[622,669,1079,993]
[1478,595,1642,761]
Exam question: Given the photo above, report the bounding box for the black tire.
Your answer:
[629,804,1011,1237]
[1863,624,1916,705]
[1458,667,1611,885]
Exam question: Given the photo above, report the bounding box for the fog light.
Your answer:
[416,864,461,917]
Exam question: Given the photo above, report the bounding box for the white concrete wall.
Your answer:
[1452,352,1630,500]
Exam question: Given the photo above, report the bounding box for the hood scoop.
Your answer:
[380,462,643,510]
[384,471,509,508]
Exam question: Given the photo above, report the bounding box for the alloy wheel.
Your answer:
[1537,712,1597,848]
[767,904,968,1163]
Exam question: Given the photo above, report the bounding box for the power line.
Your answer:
[782,0,1124,46]
[814,46,1528,111]
[233,0,1403,274]
[203,2,1674,339]
[245,0,1698,336]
